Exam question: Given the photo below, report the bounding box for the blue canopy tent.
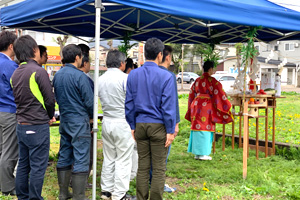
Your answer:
[1,0,300,199]
[1,0,300,44]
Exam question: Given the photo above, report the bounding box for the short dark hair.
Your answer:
[78,44,90,55]
[133,63,138,69]
[62,44,82,64]
[203,61,214,72]
[106,50,126,68]
[13,35,38,63]
[144,37,164,60]
[124,58,133,73]
[38,45,47,57]
[162,45,173,63]
[0,31,17,52]
[80,53,90,68]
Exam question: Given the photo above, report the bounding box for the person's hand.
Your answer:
[174,123,179,137]
[165,133,175,147]
[49,117,56,125]
[131,130,135,141]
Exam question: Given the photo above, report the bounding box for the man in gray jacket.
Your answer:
[98,50,135,200]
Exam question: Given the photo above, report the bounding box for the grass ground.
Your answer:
[1,92,300,199]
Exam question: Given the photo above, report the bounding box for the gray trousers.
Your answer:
[130,142,138,181]
[0,112,18,192]
[101,118,134,200]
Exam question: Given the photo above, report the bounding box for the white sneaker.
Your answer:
[199,155,212,161]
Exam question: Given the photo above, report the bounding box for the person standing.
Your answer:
[78,52,94,189]
[38,45,48,66]
[11,35,55,199]
[53,44,93,200]
[99,50,135,200]
[185,61,233,160]
[125,38,176,200]
[0,30,18,196]
[154,45,180,193]
[124,58,134,74]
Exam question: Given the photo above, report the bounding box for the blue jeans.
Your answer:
[16,123,50,200]
[57,120,91,173]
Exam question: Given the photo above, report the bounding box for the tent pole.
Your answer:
[93,0,102,200]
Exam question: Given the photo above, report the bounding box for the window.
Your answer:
[220,76,229,81]
[274,45,279,51]
[266,44,272,52]
[255,46,260,51]
[285,43,295,51]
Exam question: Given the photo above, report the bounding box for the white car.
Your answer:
[176,72,199,84]
[211,74,236,93]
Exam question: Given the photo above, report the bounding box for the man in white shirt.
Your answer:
[98,50,135,200]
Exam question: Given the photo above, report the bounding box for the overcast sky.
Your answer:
[268,0,300,12]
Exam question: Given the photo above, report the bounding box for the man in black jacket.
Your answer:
[11,35,55,200]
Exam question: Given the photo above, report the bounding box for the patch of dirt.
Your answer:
[221,196,234,200]
[165,177,199,193]
[252,194,273,199]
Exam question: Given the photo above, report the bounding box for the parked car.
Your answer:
[176,72,199,84]
[211,74,236,92]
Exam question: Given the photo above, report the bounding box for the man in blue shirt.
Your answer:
[0,31,18,196]
[149,45,180,193]
[53,44,93,200]
[125,38,176,200]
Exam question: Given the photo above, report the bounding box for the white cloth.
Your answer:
[98,68,134,199]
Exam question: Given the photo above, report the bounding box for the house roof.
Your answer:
[257,57,296,67]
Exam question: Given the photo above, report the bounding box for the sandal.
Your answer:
[164,184,176,193]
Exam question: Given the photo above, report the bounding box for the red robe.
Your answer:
[185,73,233,132]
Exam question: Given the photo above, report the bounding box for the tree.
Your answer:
[185,44,206,72]
[107,40,113,49]
[118,24,138,57]
[201,43,220,68]
[53,35,69,59]
[169,43,193,73]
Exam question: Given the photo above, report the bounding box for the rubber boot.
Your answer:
[57,169,73,200]
[72,173,89,200]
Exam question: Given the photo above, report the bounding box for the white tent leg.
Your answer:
[93,0,102,200]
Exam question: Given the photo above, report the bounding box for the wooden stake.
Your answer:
[243,101,248,179]
[265,108,268,158]
[239,115,242,148]
[247,118,249,158]
[213,132,216,154]
[272,107,276,155]
[256,117,259,159]
[232,105,235,150]
[222,124,225,151]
